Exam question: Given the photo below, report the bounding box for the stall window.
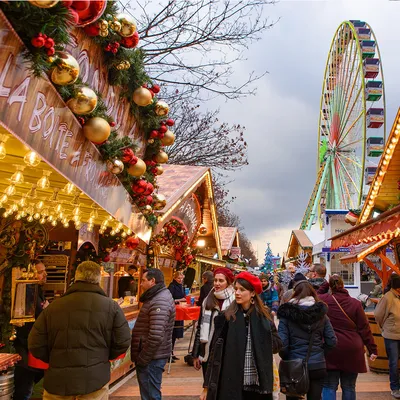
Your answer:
[331,254,355,285]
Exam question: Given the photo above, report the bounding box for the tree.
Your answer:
[261,243,274,272]
[167,103,248,170]
[239,232,258,267]
[120,0,276,102]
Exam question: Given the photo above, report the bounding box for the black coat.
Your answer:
[28,282,131,396]
[204,308,282,400]
[197,281,213,306]
[168,280,185,339]
[277,302,337,371]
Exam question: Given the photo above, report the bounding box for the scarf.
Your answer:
[200,286,235,362]
[139,283,166,302]
[289,296,316,307]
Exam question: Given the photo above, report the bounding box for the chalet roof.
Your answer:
[219,227,238,252]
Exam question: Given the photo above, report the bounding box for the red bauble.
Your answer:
[150,130,159,138]
[159,125,168,134]
[122,149,138,165]
[110,121,116,127]
[152,84,161,94]
[126,236,140,250]
[71,0,90,11]
[146,195,153,205]
[138,180,147,188]
[62,0,73,7]
[120,32,139,49]
[111,48,118,54]
[158,132,165,139]
[84,23,100,36]
[145,160,156,167]
[143,183,154,196]
[46,47,55,56]
[44,38,55,49]
[103,255,111,262]
[166,119,175,126]
[31,36,45,48]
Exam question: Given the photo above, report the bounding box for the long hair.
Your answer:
[225,278,271,321]
[290,280,319,302]
[329,274,344,293]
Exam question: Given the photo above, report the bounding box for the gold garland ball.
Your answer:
[28,0,59,7]
[154,101,169,117]
[160,130,175,146]
[155,150,168,164]
[51,52,80,86]
[127,158,147,177]
[153,194,167,210]
[142,205,153,215]
[116,13,137,37]
[67,86,98,115]
[106,158,124,174]
[155,166,164,175]
[83,117,111,144]
[132,87,153,107]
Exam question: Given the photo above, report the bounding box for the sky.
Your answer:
[206,0,400,262]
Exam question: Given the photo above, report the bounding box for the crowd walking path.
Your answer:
[110,326,392,400]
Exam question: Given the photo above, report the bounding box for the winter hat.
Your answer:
[214,267,235,285]
[288,272,307,290]
[236,272,263,294]
[259,273,269,281]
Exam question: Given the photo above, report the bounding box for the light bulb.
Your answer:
[27,215,34,222]
[10,166,25,184]
[110,230,116,236]
[20,210,27,217]
[121,232,127,238]
[73,206,80,216]
[4,185,16,196]
[26,205,34,215]
[75,222,82,230]
[0,142,6,160]
[24,151,41,167]
[33,212,41,220]
[42,208,49,217]
[10,203,18,212]
[63,222,69,228]
[39,217,46,224]
[72,215,80,222]
[15,213,22,220]
[90,209,98,219]
[87,225,93,232]
[37,171,52,189]
[63,183,75,195]
[47,215,54,222]
[127,229,132,235]
[18,197,27,208]
[0,194,8,204]
[51,220,57,227]
[55,204,63,213]
[36,200,45,210]
[2,211,9,218]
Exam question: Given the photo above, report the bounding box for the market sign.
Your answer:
[171,194,201,243]
[0,13,151,243]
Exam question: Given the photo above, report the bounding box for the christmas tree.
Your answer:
[261,243,274,272]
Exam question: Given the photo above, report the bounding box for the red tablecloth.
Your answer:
[175,304,201,321]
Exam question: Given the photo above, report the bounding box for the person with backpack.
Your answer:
[319,275,377,400]
[277,280,337,400]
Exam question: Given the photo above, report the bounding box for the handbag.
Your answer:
[332,295,357,330]
[279,330,315,397]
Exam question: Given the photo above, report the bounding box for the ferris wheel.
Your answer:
[301,20,386,230]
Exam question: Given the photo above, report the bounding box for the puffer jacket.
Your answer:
[131,283,175,366]
[28,282,131,396]
[277,301,337,370]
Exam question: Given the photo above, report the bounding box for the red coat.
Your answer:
[319,288,377,373]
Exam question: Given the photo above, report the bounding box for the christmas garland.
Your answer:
[147,219,196,268]
[0,0,176,227]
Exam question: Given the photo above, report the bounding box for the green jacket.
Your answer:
[374,289,400,340]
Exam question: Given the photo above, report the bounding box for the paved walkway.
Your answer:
[110,326,392,400]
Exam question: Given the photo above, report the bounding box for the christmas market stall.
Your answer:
[147,164,223,290]
[0,0,178,390]
[218,226,246,271]
[286,230,313,266]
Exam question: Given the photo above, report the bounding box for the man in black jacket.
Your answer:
[14,260,48,400]
[28,261,131,399]
[196,271,214,306]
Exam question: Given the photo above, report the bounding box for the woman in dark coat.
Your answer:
[201,272,282,400]
[278,281,337,400]
[319,275,377,400]
[168,271,186,360]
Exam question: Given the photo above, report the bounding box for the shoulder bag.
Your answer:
[279,330,315,397]
[332,295,357,330]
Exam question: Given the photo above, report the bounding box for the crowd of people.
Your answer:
[11,261,400,400]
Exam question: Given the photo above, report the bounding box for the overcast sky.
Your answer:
[206,0,400,262]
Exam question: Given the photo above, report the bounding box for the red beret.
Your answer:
[236,272,263,295]
[214,268,234,284]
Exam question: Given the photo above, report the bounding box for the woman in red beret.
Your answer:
[192,268,235,379]
[200,272,282,400]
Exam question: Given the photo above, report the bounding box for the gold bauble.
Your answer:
[83,117,111,143]
[28,0,59,7]
[160,130,175,146]
[109,20,122,32]
[132,87,153,107]
[127,158,147,177]
[117,13,137,37]
[99,29,109,37]
[156,166,164,175]
[155,150,168,164]
[148,138,155,144]
[153,194,167,210]
[148,248,154,255]
[142,205,153,215]
[66,87,98,115]
[50,52,80,86]
[106,158,124,174]
[154,101,169,116]
[98,19,109,30]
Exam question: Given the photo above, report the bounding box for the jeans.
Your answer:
[384,338,400,391]
[136,358,168,400]
[13,365,44,400]
[322,370,358,400]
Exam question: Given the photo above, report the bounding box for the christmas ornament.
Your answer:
[155,150,168,164]
[71,0,89,11]
[116,13,137,37]
[150,130,159,138]
[126,236,140,250]
[109,20,122,32]
[44,37,55,48]
[68,8,80,24]
[166,119,175,126]
[99,29,109,37]
[159,125,168,134]
[143,183,154,196]
[83,117,111,144]
[66,86,98,115]
[154,101,169,117]
[98,19,108,30]
[131,179,148,194]
[142,205,153,215]
[161,130,175,146]
[46,47,56,56]
[198,224,207,235]
[148,248,154,255]
[83,23,100,36]
[116,60,131,70]
[106,158,124,174]
[148,139,155,144]
[75,0,107,27]
[31,35,45,48]
[132,87,153,107]
[127,158,146,177]
[28,0,59,8]
[151,84,160,94]
[153,194,167,210]
[120,32,139,48]
[155,166,164,175]
[122,149,137,164]
[50,52,80,86]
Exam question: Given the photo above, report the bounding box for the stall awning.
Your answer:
[339,238,391,264]
[196,255,226,267]
[330,204,400,249]
[219,227,238,255]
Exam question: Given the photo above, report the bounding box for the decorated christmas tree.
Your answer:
[261,243,274,272]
